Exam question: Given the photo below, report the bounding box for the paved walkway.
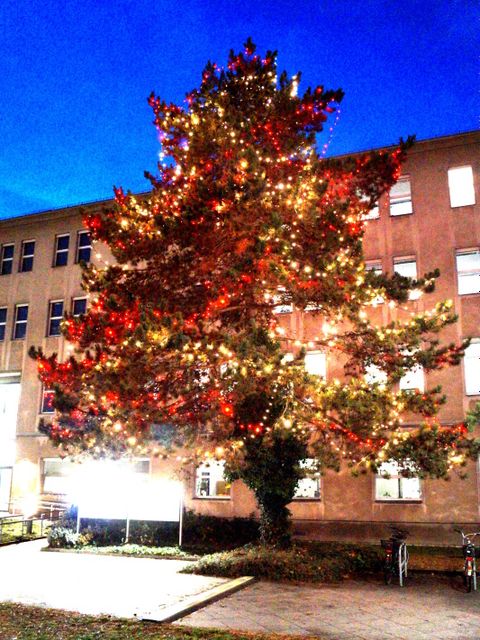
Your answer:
[176,575,480,640]
[0,540,226,619]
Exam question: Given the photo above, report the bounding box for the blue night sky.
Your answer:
[0,0,478,219]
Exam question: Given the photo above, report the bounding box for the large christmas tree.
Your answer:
[31,41,479,545]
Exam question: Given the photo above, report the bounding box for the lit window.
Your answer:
[54,234,70,267]
[389,177,412,216]
[48,300,64,337]
[0,244,14,275]
[76,231,91,263]
[399,363,424,392]
[360,195,380,220]
[375,461,421,501]
[0,308,6,341]
[293,459,321,499]
[195,460,231,498]
[41,388,55,414]
[72,297,87,317]
[365,364,387,385]
[464,341,480,396]
[365,261,384,305]
[20,240,35,272]
[448,166,475,208]
[270,288,293,314]
[305,351,326,378]
[13,305,28,340]
[456,250,480,295]
[394,257,417,279]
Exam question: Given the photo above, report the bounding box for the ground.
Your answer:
[1,540,479,640]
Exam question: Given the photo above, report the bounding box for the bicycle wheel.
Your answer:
[465,573,473,593]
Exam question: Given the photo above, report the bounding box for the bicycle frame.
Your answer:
[456,529,479,592]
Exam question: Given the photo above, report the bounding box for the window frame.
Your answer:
[40,387,55,414]
[12,304,28,340]
[463,340,480,396]
[19,240,35,273]
[53,234,70,267]
[0,244,14,276]
[389,176,413,217]
[72,296,88,317]
[292,459,321,500]
[194,460,231,500]
[448,165,475,208]
[375,461,422,502]
[76,230,92,264]
[304,351,327,378]
[47,300,64,337]
[456,249,480,296]
[0,307,6,342]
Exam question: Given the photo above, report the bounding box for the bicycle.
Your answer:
[455,528,479,593]
[381,526,409,587]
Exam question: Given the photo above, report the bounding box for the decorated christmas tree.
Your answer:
[30,40,479,546]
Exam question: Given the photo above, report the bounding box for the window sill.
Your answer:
[193,496,231,501]
[458,292,480,297]
[291,498,321,502]
[390,212,414,218]
[375,500,422,504]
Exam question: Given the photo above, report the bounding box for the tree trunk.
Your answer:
[257,492,292,548]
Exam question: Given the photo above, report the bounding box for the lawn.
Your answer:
[0,602,317,640]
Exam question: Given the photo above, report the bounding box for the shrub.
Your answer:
[47,509,259,551]
[183,542,383,583]
[47,527,92,549]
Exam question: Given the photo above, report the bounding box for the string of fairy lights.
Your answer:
[31,42,475,478]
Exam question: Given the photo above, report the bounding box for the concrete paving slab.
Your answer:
[176,575,480,640]
[0,539,228,619]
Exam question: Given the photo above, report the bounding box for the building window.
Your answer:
[269,287,292,314]
[41,388,55,414]
[464,341,480,396]
[19,240,35,272]
[293,459,321,499]
[72,297,87,317]
[456,250,480,295]
[48,300,64,337]
[448,166,475,208]
[54,234,70,267]
[305,351,327,378]
[375,461,421,501]
[365,364,387,385]
[13,305,28,340]
[195,460,231,498]
[0,308,6,342]
[360,195,380,220]
[76,231,91,263]
[389,177,412,216]
[0,244,14,276]
[399,363,424,392]
[393,257,417,279]
[365,261,384,305]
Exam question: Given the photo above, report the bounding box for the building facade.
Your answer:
[0,131,479,543]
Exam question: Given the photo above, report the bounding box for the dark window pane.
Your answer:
[79,232,90,247]
[23,241,35,255]
[14,322,27,340]
[51,301,64,317]
[1,261,12,275]
[55,251,68,267]
[72,298,87,316]
[78,247,91,262]
[3,245,14,259]
[49,318,62,336]
[0,308,6,323]
[21,256,34,272]
[42,391,55,413]
[57,236,69,251]
[16,306,28,322]
[0,326,4,341]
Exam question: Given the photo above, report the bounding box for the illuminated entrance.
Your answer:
[0,378,21,512]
